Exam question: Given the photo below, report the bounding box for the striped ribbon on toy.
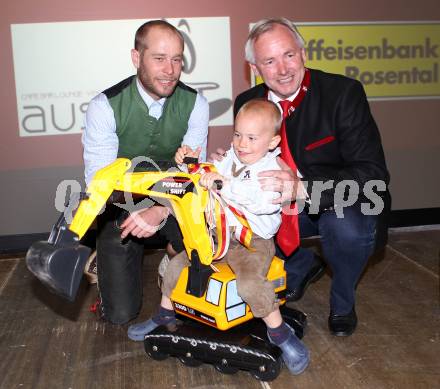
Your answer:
[187,162,254,260]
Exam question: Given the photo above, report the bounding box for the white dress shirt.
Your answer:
[82,77,209,184]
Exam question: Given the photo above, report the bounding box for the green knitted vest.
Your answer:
[104,76,197,162]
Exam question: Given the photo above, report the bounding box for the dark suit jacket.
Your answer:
[234,68,391,248]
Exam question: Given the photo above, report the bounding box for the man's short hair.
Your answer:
[237,98,282,135]
[245,18,305,64]
[134,20,184,51]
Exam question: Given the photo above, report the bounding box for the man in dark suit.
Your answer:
[233,18,390,336]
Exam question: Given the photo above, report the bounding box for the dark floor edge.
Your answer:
[388,207,440,228]
[0,229,167,255]
[1,207,439,254]
[0,233,49,255]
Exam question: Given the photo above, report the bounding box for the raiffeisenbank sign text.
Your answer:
[256,22,440,100]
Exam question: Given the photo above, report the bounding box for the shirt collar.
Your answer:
[230,146,281,167]
[268,87,301,105]
[136,77,166,109]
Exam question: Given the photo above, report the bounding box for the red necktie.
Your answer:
[275,69,310,256]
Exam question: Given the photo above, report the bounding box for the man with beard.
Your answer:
[82,20,209,325]
[228,18,390,336]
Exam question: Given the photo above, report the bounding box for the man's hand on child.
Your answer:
[175,145,201,165]
[208,147,227,163]
[258,157,305,205]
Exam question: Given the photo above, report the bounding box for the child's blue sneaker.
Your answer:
[268,324,310,375]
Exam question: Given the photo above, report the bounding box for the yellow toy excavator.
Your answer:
[26,158,306,381]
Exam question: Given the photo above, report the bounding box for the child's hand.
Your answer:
[175,145,202,165]
[199,172,225,190]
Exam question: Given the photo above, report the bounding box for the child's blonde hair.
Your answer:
[236,99,282,135]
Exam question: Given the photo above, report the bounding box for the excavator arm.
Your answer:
[26,158,216,301]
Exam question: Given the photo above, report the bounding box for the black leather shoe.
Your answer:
[328,307,357,336]
[285,256,326,302]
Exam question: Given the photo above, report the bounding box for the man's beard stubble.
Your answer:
[138,69,178,100]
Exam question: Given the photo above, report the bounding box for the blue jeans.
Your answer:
[282,205,377,315]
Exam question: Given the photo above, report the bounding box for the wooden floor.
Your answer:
[1,228,439,389]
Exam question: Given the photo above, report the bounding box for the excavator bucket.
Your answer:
[26,241,90,301]
[25,159,133,302]
[25,209,91,301]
